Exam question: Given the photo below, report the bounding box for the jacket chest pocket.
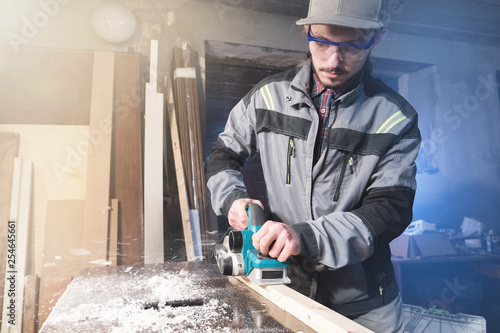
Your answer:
[333,150,354,203]
[286,136,295,185]
[255,108,311,186]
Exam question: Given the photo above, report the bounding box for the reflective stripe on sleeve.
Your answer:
[376,110,407,134]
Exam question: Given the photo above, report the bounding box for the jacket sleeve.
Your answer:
[207,98,258,216]
[293,119,421,269]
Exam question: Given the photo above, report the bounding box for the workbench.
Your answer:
[39,261,315,332]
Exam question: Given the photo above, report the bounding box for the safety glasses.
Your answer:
[307,26,378,61]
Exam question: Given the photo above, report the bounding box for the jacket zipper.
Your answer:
[286,136,294,185]
[333,151,353,202]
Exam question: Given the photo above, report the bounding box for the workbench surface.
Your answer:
[40,261,314,332]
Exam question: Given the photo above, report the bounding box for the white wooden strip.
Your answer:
[107,199,119,266]
[81,51,115,267]
[232,276,375,333]
[0,132,19,328]
[1,158,32,333]
[149,39,158,87]
[188,210,202,260]
[143,40,164,264]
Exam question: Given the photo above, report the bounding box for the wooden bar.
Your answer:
[232,276,375,333]
[166,78,195,261]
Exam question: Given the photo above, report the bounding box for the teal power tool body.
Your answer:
[214,203,291,285]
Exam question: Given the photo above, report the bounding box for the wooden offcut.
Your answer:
[232,276,375,333]
[166,78,196,262]
[81,51,115,267]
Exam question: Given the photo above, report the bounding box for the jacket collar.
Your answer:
[289,58,367,109]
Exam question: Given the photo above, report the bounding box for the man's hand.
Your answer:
[252,221,301,262]
[227,198,264,231]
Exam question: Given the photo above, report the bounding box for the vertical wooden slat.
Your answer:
[1,158,32,333]
[0,234,6,329]
[166,78,196,261]
[107,199,119,266]
[81,51,115,267]
[0,132,19,328]
[144,40,165,264]
[22,274,39,333]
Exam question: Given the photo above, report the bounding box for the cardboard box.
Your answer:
[390,233,456,259]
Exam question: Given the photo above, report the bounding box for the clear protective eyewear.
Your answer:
[307,26,378,61]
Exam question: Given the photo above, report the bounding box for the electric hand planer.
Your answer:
[214,203,291,285]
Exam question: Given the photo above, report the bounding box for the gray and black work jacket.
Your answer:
[207,59,421,316]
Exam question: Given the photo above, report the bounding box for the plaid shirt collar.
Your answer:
[311,71,362,101]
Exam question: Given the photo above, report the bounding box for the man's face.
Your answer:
[308,24,379,90]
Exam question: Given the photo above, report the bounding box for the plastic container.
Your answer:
[486,230,494,253]
[403,304,486,333]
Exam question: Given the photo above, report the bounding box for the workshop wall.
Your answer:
[1,0,500,243]
[376,34,500,231]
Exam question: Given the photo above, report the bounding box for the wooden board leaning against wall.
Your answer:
[0,47,144,329]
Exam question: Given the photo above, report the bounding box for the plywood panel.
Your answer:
[0,125,89,277]
[0,47,93,125]
[111,53,144,266]
[81,51,115,267]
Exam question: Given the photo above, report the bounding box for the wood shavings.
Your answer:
[40,262,308,333]
[41,269,232,332]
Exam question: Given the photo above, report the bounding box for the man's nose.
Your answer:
[326,48,342,66]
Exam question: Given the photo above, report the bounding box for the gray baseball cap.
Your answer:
[296,0,384,30]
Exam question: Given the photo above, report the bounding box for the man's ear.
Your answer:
[373,28,386,47]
